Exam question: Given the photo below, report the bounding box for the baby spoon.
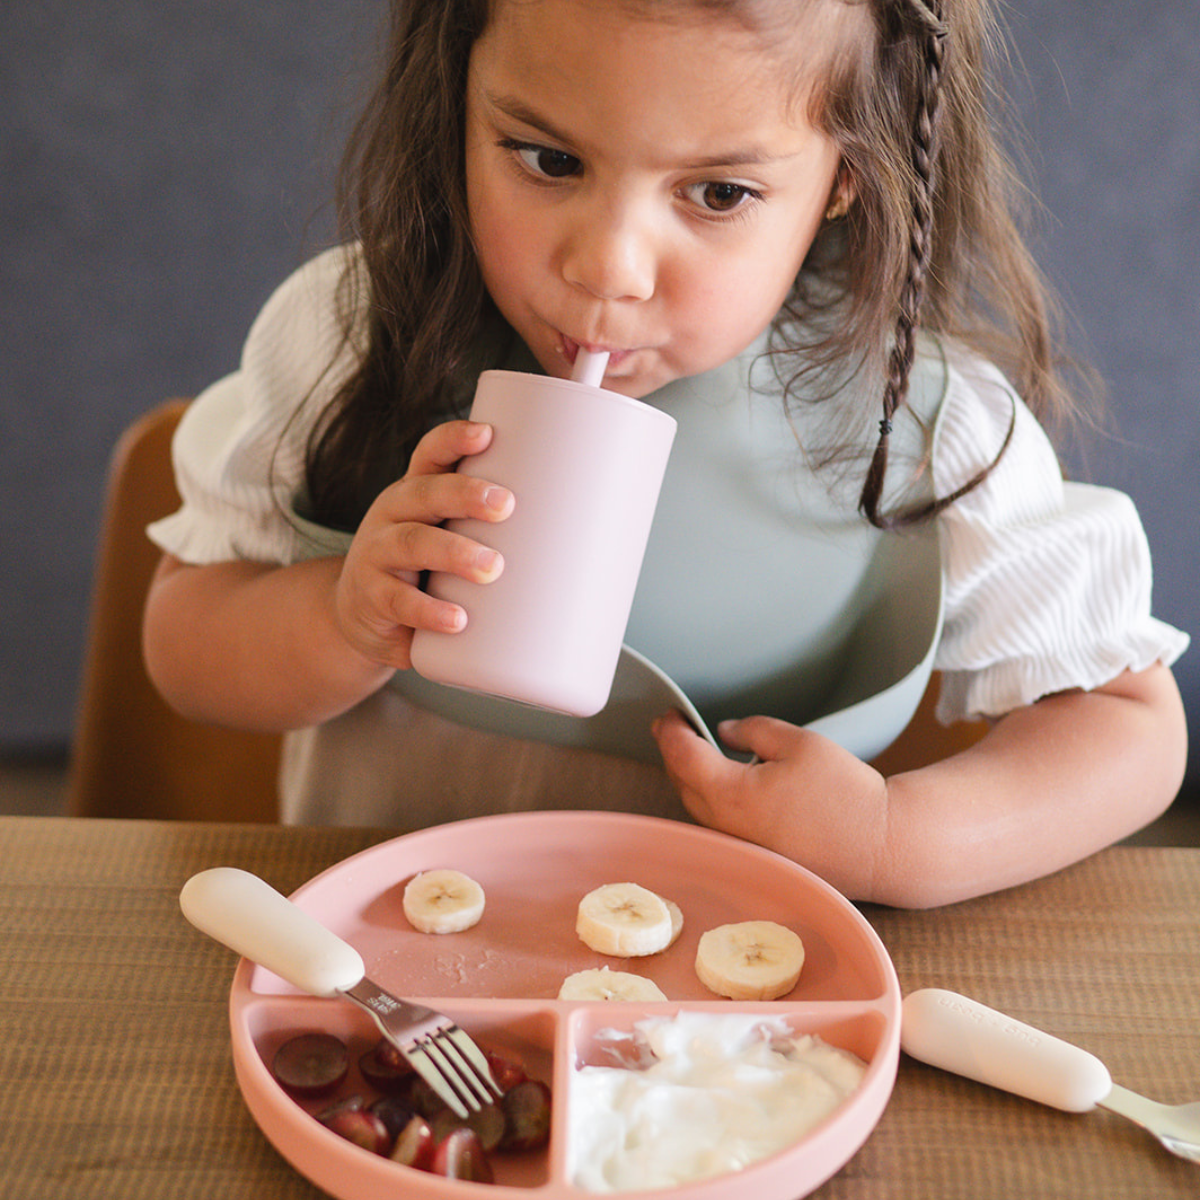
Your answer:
[901,988,1200,1164]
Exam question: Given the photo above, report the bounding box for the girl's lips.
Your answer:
[559,334,634,374]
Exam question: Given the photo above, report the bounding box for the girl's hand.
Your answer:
[651,709,889,900]
[653,663,1187,908]
[335,420,514,669]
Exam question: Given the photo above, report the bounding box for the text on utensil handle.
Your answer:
[935,993,1044,1047]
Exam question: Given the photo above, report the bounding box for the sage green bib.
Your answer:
[284,336,948,775]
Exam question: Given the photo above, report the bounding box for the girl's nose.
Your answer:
[561,210,656,303]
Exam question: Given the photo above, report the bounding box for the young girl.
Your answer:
[143,0,1188,908]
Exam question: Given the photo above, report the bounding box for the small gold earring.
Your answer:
[825,193,850,222]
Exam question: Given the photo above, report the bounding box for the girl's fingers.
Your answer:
[374,469,514,528]
[362,417,512,560]
[407,419,494,476]
[382,579,468,636]
[385,522,505,586]
[344,523,504,647]
[337,545,479,665]
[652,710,745,797]
[714,715,803,761]
[396,418,511,524]
[341,514,508,664]
[337,419,511,666]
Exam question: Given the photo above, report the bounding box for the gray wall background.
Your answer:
[4,2,1199,786]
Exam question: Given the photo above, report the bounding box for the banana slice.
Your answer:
[576,883,674,956]
[558,966,668,1001]
[402,869,485,934]
[664,899,684,948]
[694,920,805,1000]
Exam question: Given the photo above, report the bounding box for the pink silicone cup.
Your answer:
[410,367,675,718]
[226,811,900,1200]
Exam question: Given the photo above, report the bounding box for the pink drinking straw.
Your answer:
[571,349,610,388]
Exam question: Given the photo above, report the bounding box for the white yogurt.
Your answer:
[568,1012,867,1193]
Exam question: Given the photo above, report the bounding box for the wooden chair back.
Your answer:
[66,400,281,822]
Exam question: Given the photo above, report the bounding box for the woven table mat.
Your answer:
[1,818,1196,1199]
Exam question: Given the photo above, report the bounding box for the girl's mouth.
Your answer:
[559,334,634,375]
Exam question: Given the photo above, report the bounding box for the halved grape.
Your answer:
[430,1100,507,1152]
[359,1038,416,1094]
[370,1093,418,1140]
[390,1113,436,1170]
[499,1080,552,1152]
[484,1049,527,1093]
[410,1073,450,1120]
[271,1032,349,1098]
[324,1107,393,1155]
[317,1093,366,1125]
[432,1127,494,1182]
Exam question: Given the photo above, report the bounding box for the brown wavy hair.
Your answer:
[305,0,1079,532]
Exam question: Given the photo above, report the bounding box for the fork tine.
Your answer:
[421,1032,495,1109]
[449,1028,505,1100]
[420,1035,479,1111]
[404,1041,472,1119]
[436,1028,504,1105]
[337,976,499,1117]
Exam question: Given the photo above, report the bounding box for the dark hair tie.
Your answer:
[879,417,894,437]
[910,0,949,40]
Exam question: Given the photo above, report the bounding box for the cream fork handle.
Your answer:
[900,988,1112,1112]
[181,866,365,998]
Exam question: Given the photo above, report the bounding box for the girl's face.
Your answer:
[464,0,845,398]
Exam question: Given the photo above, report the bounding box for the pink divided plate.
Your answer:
[228,811,900,1199]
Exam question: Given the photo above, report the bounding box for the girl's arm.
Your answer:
[145,553,390,730]
[652,662,1188,909]
[143,420,513,731]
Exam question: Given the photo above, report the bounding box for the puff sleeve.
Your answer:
[930,346,1189,722]
[146,244,360,566]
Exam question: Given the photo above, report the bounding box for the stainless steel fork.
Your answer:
[180,867,501,1118]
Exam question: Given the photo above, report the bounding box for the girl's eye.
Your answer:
[510,142,581,180]
[689,181,757,214]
